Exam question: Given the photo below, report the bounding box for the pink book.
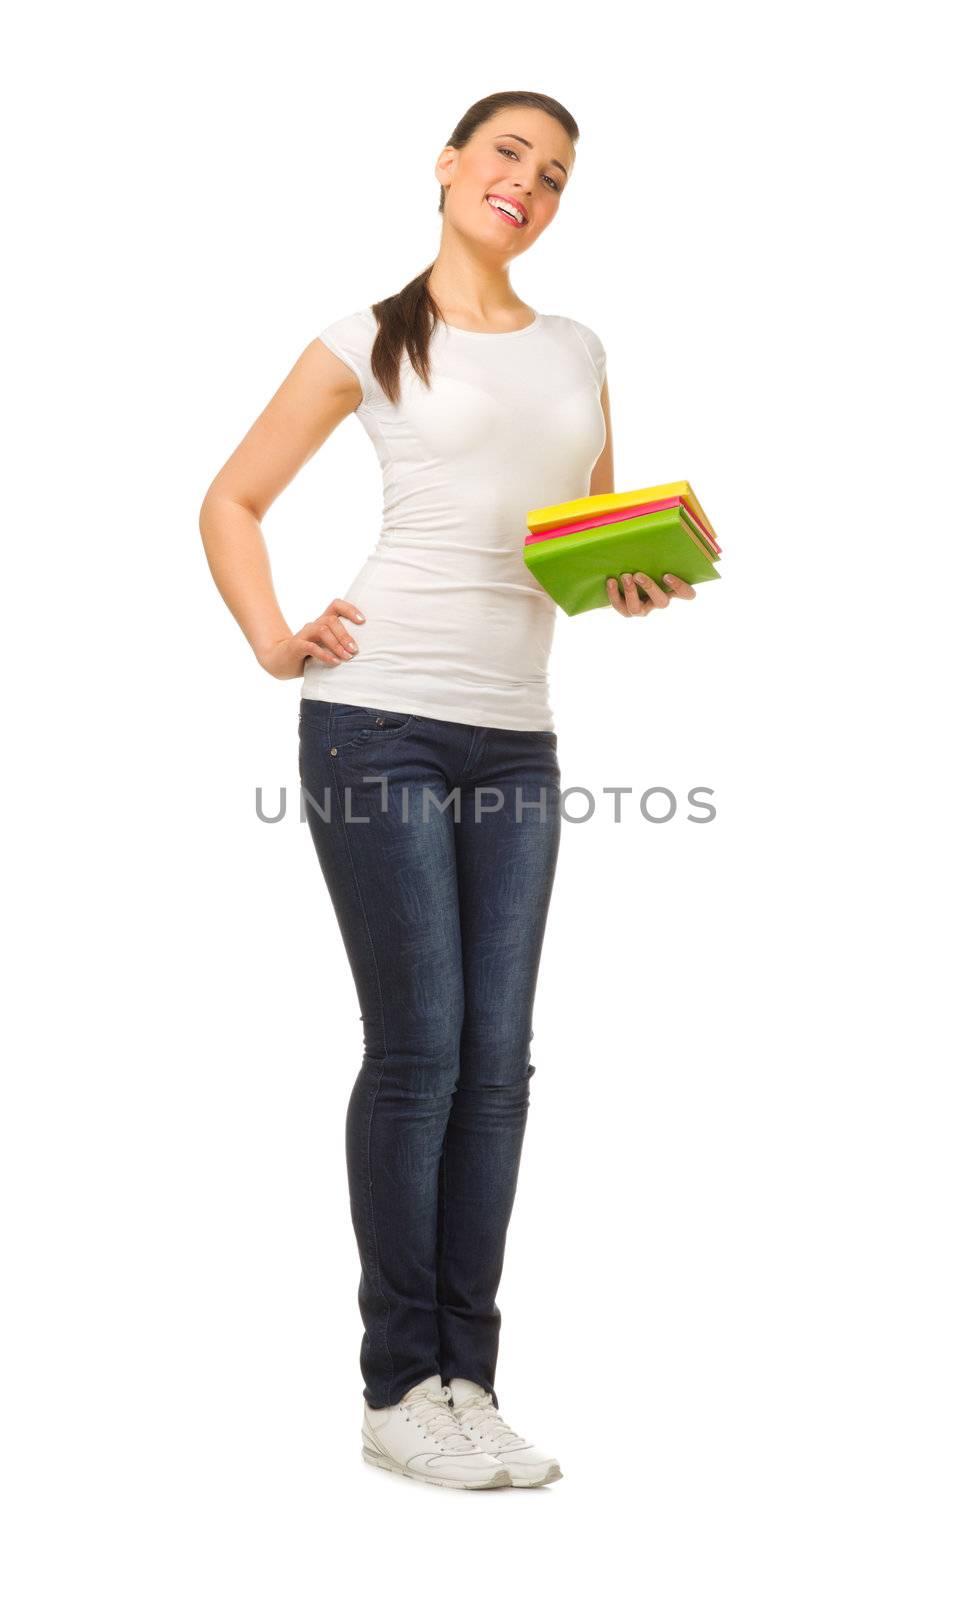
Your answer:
[525,495,722,556]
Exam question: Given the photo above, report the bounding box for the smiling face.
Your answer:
[435,108,575,258]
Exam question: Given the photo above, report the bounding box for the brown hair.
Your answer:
[368,90,579,404]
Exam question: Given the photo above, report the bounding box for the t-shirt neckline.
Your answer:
[438,312,541,339]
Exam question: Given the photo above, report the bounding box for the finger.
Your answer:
[323,601,363,656]
[301,631,346,664]
[326,622,359,659]
[605,576,629,616]
[633,572,669,610]
[663,573,697,600]
[301,641,338,664]
[305,621,356,661]
[620,571,647,616]
[623,572,656,616]
[326,599,367,624]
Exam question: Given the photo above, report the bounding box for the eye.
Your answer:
[496,145,562,193]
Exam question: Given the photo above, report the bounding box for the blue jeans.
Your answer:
[298,698,562,1410]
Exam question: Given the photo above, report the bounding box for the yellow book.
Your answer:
[527,481,718,546]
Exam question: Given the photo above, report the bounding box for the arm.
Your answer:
[588,376,614,497]
[590,374,697,618]
[198,340,367,678]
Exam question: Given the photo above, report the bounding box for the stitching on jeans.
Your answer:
[329,747,396,1402]
[436,1136,448,1379]
[460,726,489,790]
[336,715,415,752]
[435,1139,444,1376]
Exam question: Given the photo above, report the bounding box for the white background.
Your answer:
[4,1,960,1594]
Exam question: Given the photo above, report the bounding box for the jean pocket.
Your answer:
[329,702,416,749]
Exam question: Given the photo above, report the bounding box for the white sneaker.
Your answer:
[362,1374,512,1489]
[447,1378,563,1487]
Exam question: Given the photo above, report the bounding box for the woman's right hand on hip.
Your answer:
[258,599,366,680]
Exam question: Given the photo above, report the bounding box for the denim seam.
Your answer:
[437,1135,448,1378]
[336,715,416,752]
[329,740,396,1402]
[460,726,490,790]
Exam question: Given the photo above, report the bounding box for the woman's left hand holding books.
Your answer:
[605,571,696,618]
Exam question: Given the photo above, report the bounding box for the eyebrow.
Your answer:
[495,132,569,179]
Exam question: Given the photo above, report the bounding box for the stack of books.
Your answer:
[523,481,722,616]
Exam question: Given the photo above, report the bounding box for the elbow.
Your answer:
[198,482,219,533]
[198,481,235,538]
[199,479,262,529]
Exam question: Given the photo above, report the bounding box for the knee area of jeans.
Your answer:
[453,1068,537,1103]
[375,1056,462,1098]
[457,1055,537,1081]
[358,1022,462,1066]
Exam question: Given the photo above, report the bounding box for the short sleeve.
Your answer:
[316,308,378,409]
[569,318,607,393]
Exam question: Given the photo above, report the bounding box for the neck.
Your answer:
[427,236,528,326]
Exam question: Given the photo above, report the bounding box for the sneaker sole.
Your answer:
[506,1462,564,1487]
[362,1446,511,1489]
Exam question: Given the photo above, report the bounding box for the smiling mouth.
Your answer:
[485,195,528,227]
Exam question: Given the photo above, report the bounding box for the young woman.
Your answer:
[199,89,695,1492]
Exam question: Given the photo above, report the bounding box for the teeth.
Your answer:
[487,196,525,224]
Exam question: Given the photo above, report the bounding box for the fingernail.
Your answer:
[356,612,365,621]
[348,642,357,651]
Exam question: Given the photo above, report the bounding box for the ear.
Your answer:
[434,146,457,188]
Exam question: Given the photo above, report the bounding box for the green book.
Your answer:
[523,505,721,617]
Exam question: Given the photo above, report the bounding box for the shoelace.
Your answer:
[402,1386,477,1451]
[451,1393,529,1450]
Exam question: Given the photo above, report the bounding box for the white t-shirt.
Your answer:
[301,306,607,731]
